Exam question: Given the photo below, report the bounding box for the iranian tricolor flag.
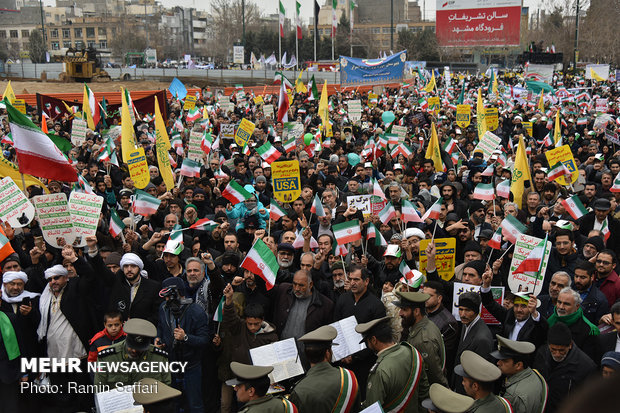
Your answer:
[481,164,494,177]
[201,132,213,155]
[222,180,252,205]
[401,199,422,223]
[548,162,570,182]
[487,227,503,250]
[241,239,279,290]
[333,220,362,245]
[496,180,510,199]
[561,195,588,220]
[421,197,444,221]
[277,81,290,123]
[278,0,286,38]
[270,199,287,221]
[601,219,611,242]
[109,209,125,238]
[133,190,162,216]
[378,202,396,225]
[443,137,457,153]
[283,138,296,153]
[399,261,423,288]
[473,183,495,201]
[295,0,302,39]
[83,83,101,129]
[213,296,225,322]
[610,172,620,192]
[307,75,319,101]
[500,215,527,244]
[190,218,219,231]
[256,141,282,164]
[311,193,325,217]
[514,234,548,274]
[373,178,386,199]
[366,222,387,246]
[5,99,77,182]
[180,158,201,178]
[331,0,338,37]
[186,108,201,122]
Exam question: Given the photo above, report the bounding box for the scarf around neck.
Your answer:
[547,307,599,336]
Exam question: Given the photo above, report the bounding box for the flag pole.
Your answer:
[431,220,438,242]
[340,254,348,281]
[313,0,317,62]
[278,5,282,69]
[268,217,271,238]
[19,173,27,196]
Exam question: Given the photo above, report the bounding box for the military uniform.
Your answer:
[469,393,512,413]
[289,362,360,413]
[406,316,448,387]
[239,394,294,413]
[453,351,507,413]
[421,383,474,413]
[94,341,171,386]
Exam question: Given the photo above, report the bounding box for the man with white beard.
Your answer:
[1,271,40,359]
[275,243,297,284]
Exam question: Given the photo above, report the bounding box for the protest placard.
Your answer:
[456,104,471,128]
[473,131,502,162]
[0,177,35,227]
[187,130,204,163]
[220,123,235,140]
[183,95,197,110]
[509,233,551,296]
[347,99,362,122]
[347,195,372,217]
[452,282,504,325]
[234,118,255,147]
[68,192,103,247]
[71,118,88,146]
[419,238,456,281]
[33,193,75,248]
[544,145,578,185]
[271,160,301,203]
[263,104,275,119]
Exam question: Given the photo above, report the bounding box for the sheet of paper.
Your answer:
[250,338,304,383]
[95,385,138,413]
[330,316,366,362]
[359,401,385,413]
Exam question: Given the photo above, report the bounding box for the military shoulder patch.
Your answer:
[98,347,117,357]
[152,347,169,357]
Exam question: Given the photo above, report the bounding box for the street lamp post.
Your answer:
[573,0,580,73]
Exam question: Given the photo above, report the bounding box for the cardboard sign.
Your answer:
[392,125,407,142]
[485,107,499,131]
[254,95,264,105]
[456,104,471,128]
[219,95,233,113]
[183,95,197,110]
[220,123,235,140]
[509,233,551,296]
[452,282,504,325]
[368,93,378,106]
[473,131,502,162]
[0,177,35,227]
[522,121,533,137]
[263,104,275,119]
[595,98,608,113]
[33,193,75,248]
[428,96,440,114]
[126,147,150,189]
[347,195,372,217]
[187,130,204,163]
[544,144,578,185]
[12,99,26,114]
[419,238,456,281]
[271,160,301,203]
[234,118,255,147]
[347,99,362,122]
[68,192,103,247]
[283,122,305,146]
[70,118,88,146]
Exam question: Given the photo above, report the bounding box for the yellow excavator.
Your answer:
[59,47,111,82]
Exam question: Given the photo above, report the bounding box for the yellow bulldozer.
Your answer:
[59,47,111,82]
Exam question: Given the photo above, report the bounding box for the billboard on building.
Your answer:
[436,0,521,47]
[340,51,407,86]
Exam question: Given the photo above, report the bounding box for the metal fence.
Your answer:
[2,62,340,86]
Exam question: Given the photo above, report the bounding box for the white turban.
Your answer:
[119,253,144,271]
[44,264,68,280]
[2,271,28,284]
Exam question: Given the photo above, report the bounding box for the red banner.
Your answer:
[436,6,521,47]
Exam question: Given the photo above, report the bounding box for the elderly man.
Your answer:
[538,272,571,318]
[185,254,225,322]
[1,271,40,359]
[87,236,162,325]
[275,243,297,284]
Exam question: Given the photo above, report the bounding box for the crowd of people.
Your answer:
[0,67,619,413]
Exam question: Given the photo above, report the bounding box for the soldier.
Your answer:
[491,335,548,413]
[289,325,360,413]
[94,318,171,387]
[226,362,298,412]
[395,290,448,386]
[421,383,474,413]
[132,378,182,413]
[453,351,512,413]
[355,316,429,413]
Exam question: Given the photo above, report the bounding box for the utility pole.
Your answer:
[390,0,394,51]
[242,0,245,45]
[573,0,580,73]
[39,0,47,59]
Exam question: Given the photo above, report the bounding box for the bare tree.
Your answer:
[209,0,262,63]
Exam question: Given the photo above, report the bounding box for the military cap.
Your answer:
[454,350,501,382]
[355,316,391,344]
[132,378,181,406]
[124,318,157,351]
[490,335,536,360]
[226,362,274,386]
[393,291,430,308]
[421,383,475,413]
[298,325,339,345]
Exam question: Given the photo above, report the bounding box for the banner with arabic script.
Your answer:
[436,0,521,47]
[339,51,407,86]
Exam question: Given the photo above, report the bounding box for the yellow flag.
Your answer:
[318,80,329,127]
[82,84,95,130]
[203,106,209,120]
[424,72,436,93]
[476,89,487,138]
[0,154,48,193]
[510,135,531,208]
[154,96,174,191]
[537,91,544,112]
[553,110,561,145]
[590,68,606,82]
[492,75,498,95]
[1,81,16,105]
[426,123,444,172]
[120,87,136,164]
[295,70,307,93]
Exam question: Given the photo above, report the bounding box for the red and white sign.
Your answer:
[436,0,521,47]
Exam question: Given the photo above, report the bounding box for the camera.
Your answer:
[161,285,192,317]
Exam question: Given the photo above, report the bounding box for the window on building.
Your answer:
[98,27,106,36]
[0,31,6,39]
[10,30,18,38]
[382,27,390,33]
[45,12,51,17]
[62,28,70,38]
[75,40,84,48]
[50,29,58,38]
[382,40,389,46]
[372,27,381,34]
[51,42,59,50]
[86,27,95,38]
[87,41,95,48]
[74,28,82,38]
[21,30,29,38]
[99,40,107,49]
[63,41,71,48]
